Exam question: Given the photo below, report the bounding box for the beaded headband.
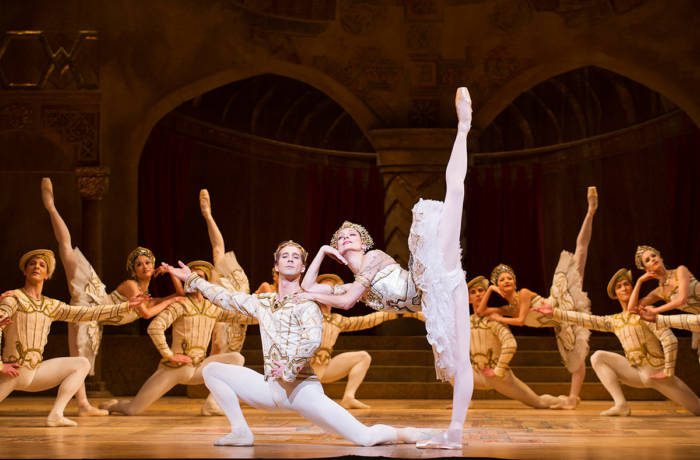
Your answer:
[126,246,155,275]
[490,264,516,286]
[634,245,660,270]
[330,221,374,251]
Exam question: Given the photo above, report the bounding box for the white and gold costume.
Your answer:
[67,247,140,372]
[187,274,414,447]
[103,294,249,415]
[658,269,700,360]
[0,289,132,425]
[470,314,557,408]
[554,308,700,414]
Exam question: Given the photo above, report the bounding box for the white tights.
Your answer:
[0,357,90,421]
[109,352,243,415]
[203,363,400,446]
[591,350,700,414]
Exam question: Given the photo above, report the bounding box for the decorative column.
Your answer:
[76,165,110,395]
[369,128,458,266]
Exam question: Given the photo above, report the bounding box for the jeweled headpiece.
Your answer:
[187,260,216,282]
[607,268,632,300]
[273,240,308,264]
[467,275,489,290]
[126,246,155,275]
[490,264,516,286]
[19,249,56,279]
[634,245,660,270]
[330,221,374,251]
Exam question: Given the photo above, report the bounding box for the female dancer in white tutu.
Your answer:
[41,178,180,415]
[300,87,474,450]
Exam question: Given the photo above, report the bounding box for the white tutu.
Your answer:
[408,198,466,381]
[69,247,128,374]
[214,251,250,294]
[548,250,591,372]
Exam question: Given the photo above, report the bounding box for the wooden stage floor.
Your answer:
[2,397,700,459]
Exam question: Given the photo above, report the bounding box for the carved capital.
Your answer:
[0,103,32,130]
[75,166,110,200]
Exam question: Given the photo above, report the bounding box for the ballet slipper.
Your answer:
[340,397,370,410]
[201,397,224,416]
[213,428,254,446]
[41,177,55,209]
[397,427,434,443]
[455,87,472,133]
[46,415,78,427]
[539,394,562,408]
[600,404,631,416]
[415,430,463,450]
[78,404,109,416]
[587,186,598,213]
[98,398,119,412]
[550,395,580,410]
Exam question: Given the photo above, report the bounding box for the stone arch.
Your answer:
[475,54,700,133]
[127,62,380,172]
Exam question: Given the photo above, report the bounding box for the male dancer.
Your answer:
[313,274,399,409]
[164,241,422,447]
[101,261,251,415]
[0,250,140,426]
[535,268,700,416]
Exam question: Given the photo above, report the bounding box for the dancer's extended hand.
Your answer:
[321,245,347,265]
[153,265,169,278]
[638,306,658,321]
[0,317,11,327]
[488,312,504,322]
[532,302,554,317]
[127,293,151,310]
[0,290,15,300]
[297,292,317,302]
[162,261,192,282]
[637,272,656,284]
[1,363,20,377]
[169,354,192,365]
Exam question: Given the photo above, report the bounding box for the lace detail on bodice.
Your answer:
[360,263,422,312]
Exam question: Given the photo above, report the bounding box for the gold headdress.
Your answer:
[607,268,632,300]
[19,249,56,279]
[330,221,374,251]
[273,240,308,264]
[634,245,660,270]
[467,275,489,290]
[126,246,155,275]
[490,264,516,286]
[187,260,216,282]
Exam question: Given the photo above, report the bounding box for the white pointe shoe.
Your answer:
[455,87,472,133]
[415,430,463,450]
[600,405,631,416]
[213,428,254,447]
[46,415,78,427]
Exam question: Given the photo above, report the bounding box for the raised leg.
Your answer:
[320,351,372,409]
[573,186,597,281]
[25,357,91,426]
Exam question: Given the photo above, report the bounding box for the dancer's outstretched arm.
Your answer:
[301,246,347,293]
[476,285,507,316]
[643,266,691,314]
[41,178,78,280]
[628,273,663,313]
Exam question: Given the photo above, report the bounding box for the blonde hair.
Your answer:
[273,240,308,264]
